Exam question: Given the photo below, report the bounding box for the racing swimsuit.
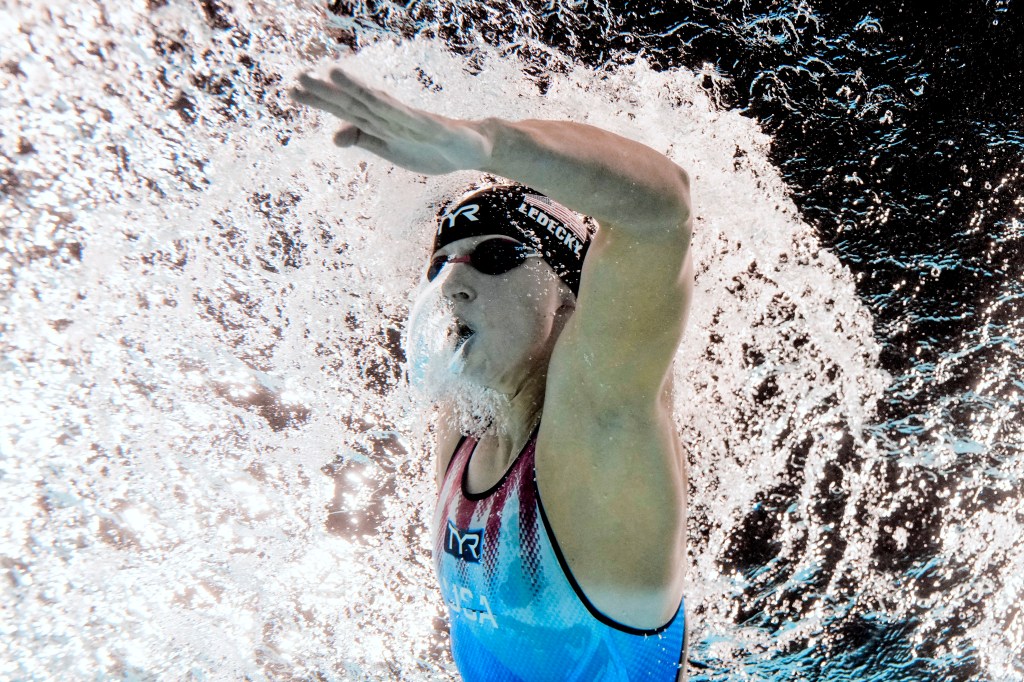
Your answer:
[433,429,687,681]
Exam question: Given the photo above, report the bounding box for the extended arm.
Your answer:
[290,71,691,239]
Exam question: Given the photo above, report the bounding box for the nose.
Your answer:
[439,262,476,302]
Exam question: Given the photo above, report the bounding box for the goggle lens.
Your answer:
[427,239,537,282]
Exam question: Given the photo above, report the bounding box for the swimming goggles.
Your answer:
[427,238,542,282]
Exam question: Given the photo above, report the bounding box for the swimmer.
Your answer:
[291,69,694,681]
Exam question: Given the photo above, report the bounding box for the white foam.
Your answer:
[404,277,513,438]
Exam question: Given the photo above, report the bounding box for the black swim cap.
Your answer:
[433,185,594,295]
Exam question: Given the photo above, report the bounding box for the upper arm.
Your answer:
[546,195,693,413]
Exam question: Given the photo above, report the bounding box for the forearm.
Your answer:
[474,118,691,234]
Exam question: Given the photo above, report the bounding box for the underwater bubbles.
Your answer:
[404,276,513,440]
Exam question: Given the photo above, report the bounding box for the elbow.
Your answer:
[655,166,692,240]
[671,166,692,222]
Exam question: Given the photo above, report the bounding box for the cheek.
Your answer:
[516,293,562,344]
[482,268,563,347]
[480,301,546,356]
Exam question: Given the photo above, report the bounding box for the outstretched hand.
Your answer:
[289,69,493,175]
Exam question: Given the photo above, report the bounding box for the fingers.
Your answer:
[289,84,390,140]
[293,74,380,126]
[289,68,452,172]
[326,69,433,139]
[326,70,403,119]
[290,71,430,145]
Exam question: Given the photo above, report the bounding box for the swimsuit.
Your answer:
[432,430,687,681]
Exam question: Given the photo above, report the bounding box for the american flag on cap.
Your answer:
[523,194,591,242]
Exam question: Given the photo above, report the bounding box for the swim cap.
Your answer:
[433,185,594,295]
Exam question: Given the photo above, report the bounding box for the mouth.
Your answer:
[453,321,475,350]
[456,322,475,346]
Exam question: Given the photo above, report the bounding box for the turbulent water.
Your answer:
[2,0,1022,680]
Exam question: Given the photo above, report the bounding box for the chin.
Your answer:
[459,364,509,395]
[461,333,547,394]
[460,362,515,396]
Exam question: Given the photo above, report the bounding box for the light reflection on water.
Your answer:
[2,0,1022,680]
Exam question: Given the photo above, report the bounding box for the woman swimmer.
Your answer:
[291,68,694,681]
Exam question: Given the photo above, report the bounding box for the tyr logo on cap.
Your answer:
[439,204,480,233]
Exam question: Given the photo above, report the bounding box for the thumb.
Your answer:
[334,126,391,159]
[333,125,362,147]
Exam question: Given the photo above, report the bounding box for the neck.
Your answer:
[483,368,545,467]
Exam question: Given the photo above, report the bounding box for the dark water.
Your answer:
[324,1,1024,679]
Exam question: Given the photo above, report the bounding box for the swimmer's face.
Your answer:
[431,234,575,394]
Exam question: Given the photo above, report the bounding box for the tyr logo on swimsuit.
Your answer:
[444,521,483,562]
